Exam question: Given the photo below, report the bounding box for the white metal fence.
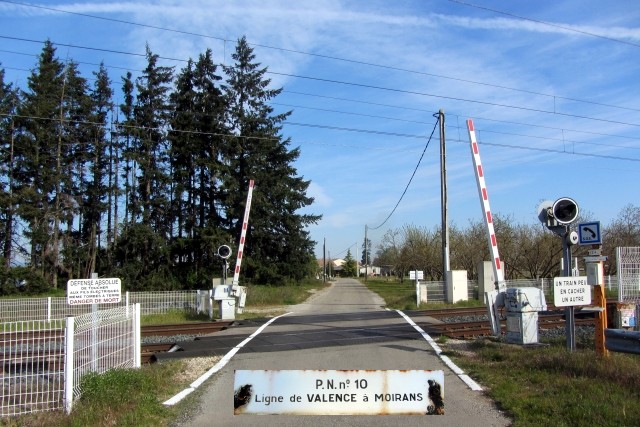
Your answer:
[65,304,140,414]
[1,304,140,417]
[0,291,209,323]
[1,319,65,417]
[420,279,553,302]
[616,247,640,303]
[422,277,619,303]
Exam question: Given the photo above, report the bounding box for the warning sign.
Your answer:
[553,276,591,307]
[67,278,122,305]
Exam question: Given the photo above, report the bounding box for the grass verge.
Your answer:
[360,277,483,310]
[0,358,210,427]
[362,276,640,426]
[1,280,330,426]
[141,309,211,325]
[446,338,640,427]
[242,278,329,306]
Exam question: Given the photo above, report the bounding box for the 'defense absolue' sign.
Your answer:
[67,278,121,305]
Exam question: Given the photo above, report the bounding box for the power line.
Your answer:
[2,111,639,163]
[274,97,640,151]
[448,0,640,49]
[367,116,440,231]
[3,35,640,131]
[0,35,188,63]
[269,71,640,129]
[2,0,640,115]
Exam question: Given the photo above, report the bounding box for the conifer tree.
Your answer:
[222,37,320,284]
[0,66,20,269]
[13,41,66,284]
[83,63,113,276]
[132,45,174,233]
[170,49,229,285]
[56,61,93,283]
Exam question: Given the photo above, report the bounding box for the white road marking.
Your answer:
[163,312,292,406]
[395,309,483,391]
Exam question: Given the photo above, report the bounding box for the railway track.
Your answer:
[0,321,234,370]
[417,306,597,338]
[3,309,601,368]
[422,314,596,338]
[141,321,233,337]
[140,321,233,363]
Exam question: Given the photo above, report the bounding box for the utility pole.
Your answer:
[356,244,359,278]
[323,238,326,283]
[364,225,368,282]
[439,109,450,298]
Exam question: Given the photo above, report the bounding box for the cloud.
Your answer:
[306,181,332,207]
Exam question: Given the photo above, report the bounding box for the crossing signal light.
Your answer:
[217,245,232,259]
[552,197,579,225]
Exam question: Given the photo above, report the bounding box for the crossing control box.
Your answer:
[504,287,547,344]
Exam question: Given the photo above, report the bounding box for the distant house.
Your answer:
[316,258,381,277]
[315,258,346,278]
[332,258,345,272]
[359,265,381,277]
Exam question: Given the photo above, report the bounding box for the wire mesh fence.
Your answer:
[66,304,140,413]
[0,305,140,417]
[616,247,640,329]
[0,319,66,417]
[0,291,208,323]
[616,247,640,303]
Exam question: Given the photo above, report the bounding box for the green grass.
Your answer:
[447,339,640,427]
[360,277,484,310]
[5,278,638,426]
[2,361,192,427]
[364,276,640,426]
[243,279,329,306]
[140,309,210,326]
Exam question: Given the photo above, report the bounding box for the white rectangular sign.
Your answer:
[553,276,591,307]
[584,256,608,263]
[409,270,424,280]
[234,370,444,415]
[67,278,122,305]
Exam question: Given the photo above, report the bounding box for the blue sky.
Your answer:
[1,0,639,261]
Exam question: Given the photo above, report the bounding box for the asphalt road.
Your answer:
[178,278,512,426]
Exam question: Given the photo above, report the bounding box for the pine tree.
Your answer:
[132,45,173,233]
[169,50,229,286]
[56,61,95,283]
[112,46,175,288]
[84,63,113,276]
[222,37,320,284]
[13,41,66,285]
[0,66,20,271]
[119,72,135,226]
[342,249,357,277]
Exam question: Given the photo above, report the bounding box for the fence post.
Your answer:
[134,303,141,368]
[47,297,52,322]
[64,316,75,414]
[209,289,213,320]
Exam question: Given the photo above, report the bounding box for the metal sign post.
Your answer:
[561,228,577,352]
